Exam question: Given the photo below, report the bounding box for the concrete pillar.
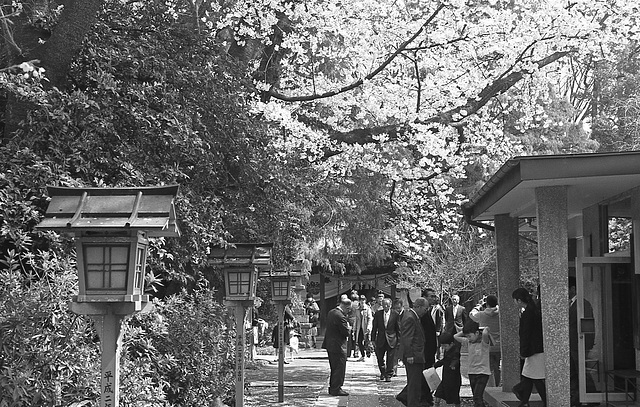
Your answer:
[494,214,521,392]
[630,190,640,369]
[535,186,570,407]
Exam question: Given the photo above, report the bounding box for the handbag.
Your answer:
[422,367,441,390]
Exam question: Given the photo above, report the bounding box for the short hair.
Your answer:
[393,298,403,307]
[340,297,352,308]
[463,319,480,335]
[413,297,428,308]
[568,276,577,289]
[439,331,454,344]
[486,295,498,307]
[451,294,460,301]
[306,293,313,298]
[512,287,531,303]
[377,291,385,297]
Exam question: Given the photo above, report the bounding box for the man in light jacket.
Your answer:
[355,294,373,360]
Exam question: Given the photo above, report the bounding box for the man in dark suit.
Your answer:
[372,297,400,382]
[419,288,439,405]
[322,297,352,396]
[444,294,466,334]
[396,297,430,407]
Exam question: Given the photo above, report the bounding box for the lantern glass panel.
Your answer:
[227,270,251,296]
[84,245,129,290]
[272,279,289,298]
[134,246,146,294]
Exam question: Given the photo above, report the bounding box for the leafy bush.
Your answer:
[0,248,101,406]
[122,289,236,406]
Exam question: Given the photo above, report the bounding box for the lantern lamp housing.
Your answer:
[35,185,180,305]
[223,267,259,300]
[270,272,292,301]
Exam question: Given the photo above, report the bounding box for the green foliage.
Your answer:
[0,247,100,406]
[122,290,236,406]
[592,46,640,152]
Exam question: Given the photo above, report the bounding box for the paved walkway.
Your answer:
[244,347,474,407]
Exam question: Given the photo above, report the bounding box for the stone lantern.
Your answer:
[208,243,273,406]
[36,185,180,407]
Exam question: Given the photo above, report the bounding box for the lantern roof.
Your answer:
[209,243,273,270]
[36,185,180,237]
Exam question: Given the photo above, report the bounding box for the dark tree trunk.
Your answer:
[3,0,104,139]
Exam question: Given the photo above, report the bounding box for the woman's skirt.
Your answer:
[522,352,546,379]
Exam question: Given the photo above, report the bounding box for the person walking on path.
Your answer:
[431,297,445,360]
[372,297,400,382]
[355,294,373,361]
[469,294,501,386]
[371,291,386,313]
[392,298,405,376]
[455,321,491,407]
[445,294,467,334]
[347,291,359,357]
[511,287,547,407]
[419,288,440,405]
[396,297,430,407]
[433,331,461,407]
[304,293,320,348]
[322,296,352,396]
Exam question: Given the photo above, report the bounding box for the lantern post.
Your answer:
[35,185,180,407]
[209,243,273,407]
[269,271,293,402]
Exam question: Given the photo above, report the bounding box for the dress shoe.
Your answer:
[385,376,391,382]
[329,389,349,396]
[379,374,386,380]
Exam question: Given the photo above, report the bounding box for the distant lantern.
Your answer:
[209,243,273,301]
[270,272,292,302]
[36,185,180,306]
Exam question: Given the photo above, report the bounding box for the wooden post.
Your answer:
[69,302,151,407]
[234,304,247,407]
[90,312,124,407]
[276,302,286,402]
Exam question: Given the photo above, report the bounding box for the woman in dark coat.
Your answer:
[433,331,462,406]
[511,288,547,407]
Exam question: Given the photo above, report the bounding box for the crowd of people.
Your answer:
[269,278,595,407]
[321,288,505,407]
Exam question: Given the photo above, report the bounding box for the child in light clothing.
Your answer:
[433,331,461,407]
[454,320,491,407]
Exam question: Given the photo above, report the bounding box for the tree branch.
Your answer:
[267,3,446,102]
[329,50,574,145]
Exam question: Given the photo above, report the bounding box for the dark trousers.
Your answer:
[516,377,547,406]
[356,328,366,357]
[489,351,501,386]
[398,361,426,407]
[469,373,490,407]
[375,342,396,377]
[327,350,347,394]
